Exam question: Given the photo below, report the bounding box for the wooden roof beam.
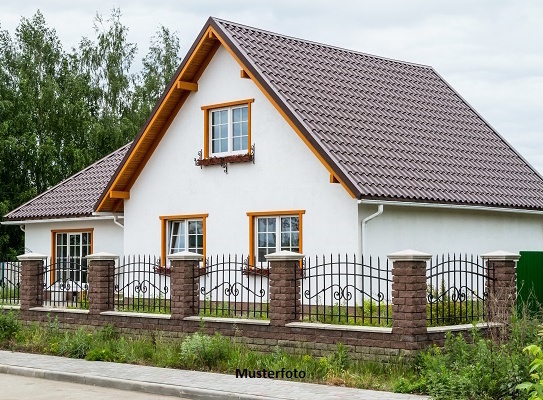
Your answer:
[110,190,130,199]
[177,81,198,91]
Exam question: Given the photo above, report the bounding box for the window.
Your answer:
[202,99,253,158]
[168,220,204,255]
[160,214,208,266]
[51,229,93,284]
[247,210,304,265]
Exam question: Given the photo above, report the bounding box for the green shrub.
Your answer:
[406,329,534,400]
[0,310,21,342]
[57,328,93,358]
[180,332,231,370]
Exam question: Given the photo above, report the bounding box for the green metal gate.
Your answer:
[517,251,543,315]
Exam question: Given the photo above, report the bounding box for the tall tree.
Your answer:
[0,9,182,255]
[132,26,181,127]
[78,8,137,159]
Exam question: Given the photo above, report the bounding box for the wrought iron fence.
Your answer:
[297,255,392,326]
[111,255,170,314]
[43,257,88,309]
[427,253,492,326]
[195,255,269,319]
[1,257,20,305]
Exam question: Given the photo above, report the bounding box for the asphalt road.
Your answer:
[0,373,188,400]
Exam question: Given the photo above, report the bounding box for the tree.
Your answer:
[132,26,181,127]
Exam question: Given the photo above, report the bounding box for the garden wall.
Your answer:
[2,249,519,361]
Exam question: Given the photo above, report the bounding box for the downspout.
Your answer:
[19,225,25,232]
[361,204,384,258]
[112,215,124,229]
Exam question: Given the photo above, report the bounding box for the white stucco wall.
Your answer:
[360,203,543,262]
[24,218,124,258]
[123,45,357,259]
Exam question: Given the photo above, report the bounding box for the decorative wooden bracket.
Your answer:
[177,81,198,91]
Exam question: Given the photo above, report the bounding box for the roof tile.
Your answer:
[217,19,543,210]
[4,143,131,221]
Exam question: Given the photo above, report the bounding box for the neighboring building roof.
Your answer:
[95,17,543,212]
[4,143,131,221]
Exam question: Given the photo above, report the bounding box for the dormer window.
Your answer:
[202,99,254,158]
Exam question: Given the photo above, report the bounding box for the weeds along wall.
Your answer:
[3,250,519,361]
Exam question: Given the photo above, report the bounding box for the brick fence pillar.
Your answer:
[266,250,305,327]
[388,250,431,351]
[17,253,48,311]
[86,252,117,315]
[482,251,519,324]
[168,251,203,320]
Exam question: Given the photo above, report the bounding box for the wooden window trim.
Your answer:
[160,213,208,266]
[50,228,94,284]
[246,210,305,266]
[201,98,254,159]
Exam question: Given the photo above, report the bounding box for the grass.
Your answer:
[114,295,171,314]
[0,310,414,392]
[198,299,269,320]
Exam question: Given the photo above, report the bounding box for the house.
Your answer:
[4,17,543,278]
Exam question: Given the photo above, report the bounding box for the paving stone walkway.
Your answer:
[0,350,428,400]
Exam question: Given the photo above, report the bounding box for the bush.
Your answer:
[57,328,93,358]
[406,329,534,400]
[0,310,21,342]
[180,332,231,370]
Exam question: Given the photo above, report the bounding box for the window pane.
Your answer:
[242,106,248,120]
[267,233,276,247]
[281,217,290,231]
[268,218,276,231]
[291,232,299,246]
[258,218,266,232]
[258,233,266,247]
[281,233,290,247]
[221,138,228,151]
[220,124,228,139]
[233,108,241,122]
[242,136,248,150]
[233,122,241,135]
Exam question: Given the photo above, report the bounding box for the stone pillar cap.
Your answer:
[86,252,119,260]
[265,250,305,261]
[387,249,432,262]
[17,253,48,261]
[481,250,520,261]
[167,251,203,261]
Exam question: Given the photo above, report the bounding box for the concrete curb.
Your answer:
[0,364,277,400]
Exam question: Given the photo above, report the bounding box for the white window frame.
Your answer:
[209,105,249,156]
[55,231,91,284]
[255,215,300,263]
[167,219,204,255]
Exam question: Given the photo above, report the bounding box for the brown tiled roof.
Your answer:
[4,143,131,221]
[214,18,543,210]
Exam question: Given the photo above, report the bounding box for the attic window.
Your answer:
[201,99,254,158]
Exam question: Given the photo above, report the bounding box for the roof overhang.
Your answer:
[95,17,358,213]
[358,199,543,215]
[1,215,124,225]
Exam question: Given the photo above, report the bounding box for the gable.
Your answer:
[97,17,543,212]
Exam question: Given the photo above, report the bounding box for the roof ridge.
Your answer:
[211,17,433,70]
[4,142,132,219]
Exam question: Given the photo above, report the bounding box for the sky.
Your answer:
[1,0,542,173]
